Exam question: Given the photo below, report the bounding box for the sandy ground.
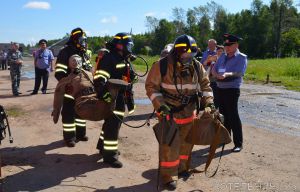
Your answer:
[0,58,299,192]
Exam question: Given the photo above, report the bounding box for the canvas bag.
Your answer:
[75,78,128,121]
[186,111,231,145]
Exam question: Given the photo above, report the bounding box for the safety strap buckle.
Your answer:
[181,95,191,105]
[82,87,95,96]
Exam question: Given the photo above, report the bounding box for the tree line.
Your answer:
[45,0,300,59]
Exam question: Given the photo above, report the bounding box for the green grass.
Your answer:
[91,53,159,74]
[131,55,159,72]
[6,106,26,117]
[245,58,300,91]
[92,53,300,92]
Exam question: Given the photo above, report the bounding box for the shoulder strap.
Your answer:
[81,69,94,86]
[192,59,200,79]
[160,57,168,79]
[95,50,109,71]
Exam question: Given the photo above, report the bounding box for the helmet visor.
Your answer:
[126,42,134,53]
[78,36,87,49]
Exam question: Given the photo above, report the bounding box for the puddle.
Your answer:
[135,98,151,105]
[22,71,35,79]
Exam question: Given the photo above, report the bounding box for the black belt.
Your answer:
[161,89,198,104]
[161,90,199,113]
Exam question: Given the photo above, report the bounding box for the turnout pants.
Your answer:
[159,115,194,184]
[61,94,86,141]
[97,91,125,162]
[218,88,243,147]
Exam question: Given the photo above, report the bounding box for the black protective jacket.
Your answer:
[55,43,90,81]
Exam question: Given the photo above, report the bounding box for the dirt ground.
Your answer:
[0,58,299,192]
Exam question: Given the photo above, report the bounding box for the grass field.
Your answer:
[245,58,300,91]
[92,54,300,92]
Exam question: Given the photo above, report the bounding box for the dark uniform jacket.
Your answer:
[93,50,134,96]
[55,44,90,81]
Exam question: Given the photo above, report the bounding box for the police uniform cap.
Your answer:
[223,33,243,46]
[39,39,47,45]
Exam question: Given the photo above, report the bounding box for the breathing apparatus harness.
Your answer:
[160,55,201,115]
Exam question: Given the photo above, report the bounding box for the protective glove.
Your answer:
[158,104,171,117]
[97,86,112,103]
[206,103,216,111]
[131,76,139,84]
[102,91,112,103]
[203,103,216,116]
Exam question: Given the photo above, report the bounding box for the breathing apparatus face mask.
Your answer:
[177,49,197,77]
[123,41,134,58]
[180,52,195,66]
[77,36,87,51]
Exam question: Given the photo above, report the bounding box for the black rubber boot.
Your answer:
[178,170,191,179]
[164,180,177,191]
[103,159,123,168]
[76,136,89,142]
[65,140,76,147]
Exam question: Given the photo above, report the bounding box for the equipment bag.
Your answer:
[75,79,128,121]
[186,111,231,145]
[153,116,178,146]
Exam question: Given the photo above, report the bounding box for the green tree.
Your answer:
[281,27,300,57]
[151,19,176,55]
[172,7,186,35]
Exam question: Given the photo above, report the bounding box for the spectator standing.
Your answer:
[212,33,248,153]
[7,43,23,96]
[31,39,54,95]
[0,50,7,70]
[200,39,217,64]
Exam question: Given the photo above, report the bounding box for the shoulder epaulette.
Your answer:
[239,52,247,57]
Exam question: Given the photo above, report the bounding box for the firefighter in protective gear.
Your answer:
[52,55,90,123]
[54,28,91,147]
[85,44,93,71]
[94,32,136,168]
[145,34,214,190]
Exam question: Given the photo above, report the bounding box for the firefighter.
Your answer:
[54,27,91,147]
[145,34,214,190]
[52,54,90,123]
[93,32,136,168]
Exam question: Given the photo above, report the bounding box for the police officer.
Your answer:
[212,33,248,152]
[7,43,23,96]
[145,35,214,190]
[55,27,91,147]
[94,32,136,168]
[31,39,54,95]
